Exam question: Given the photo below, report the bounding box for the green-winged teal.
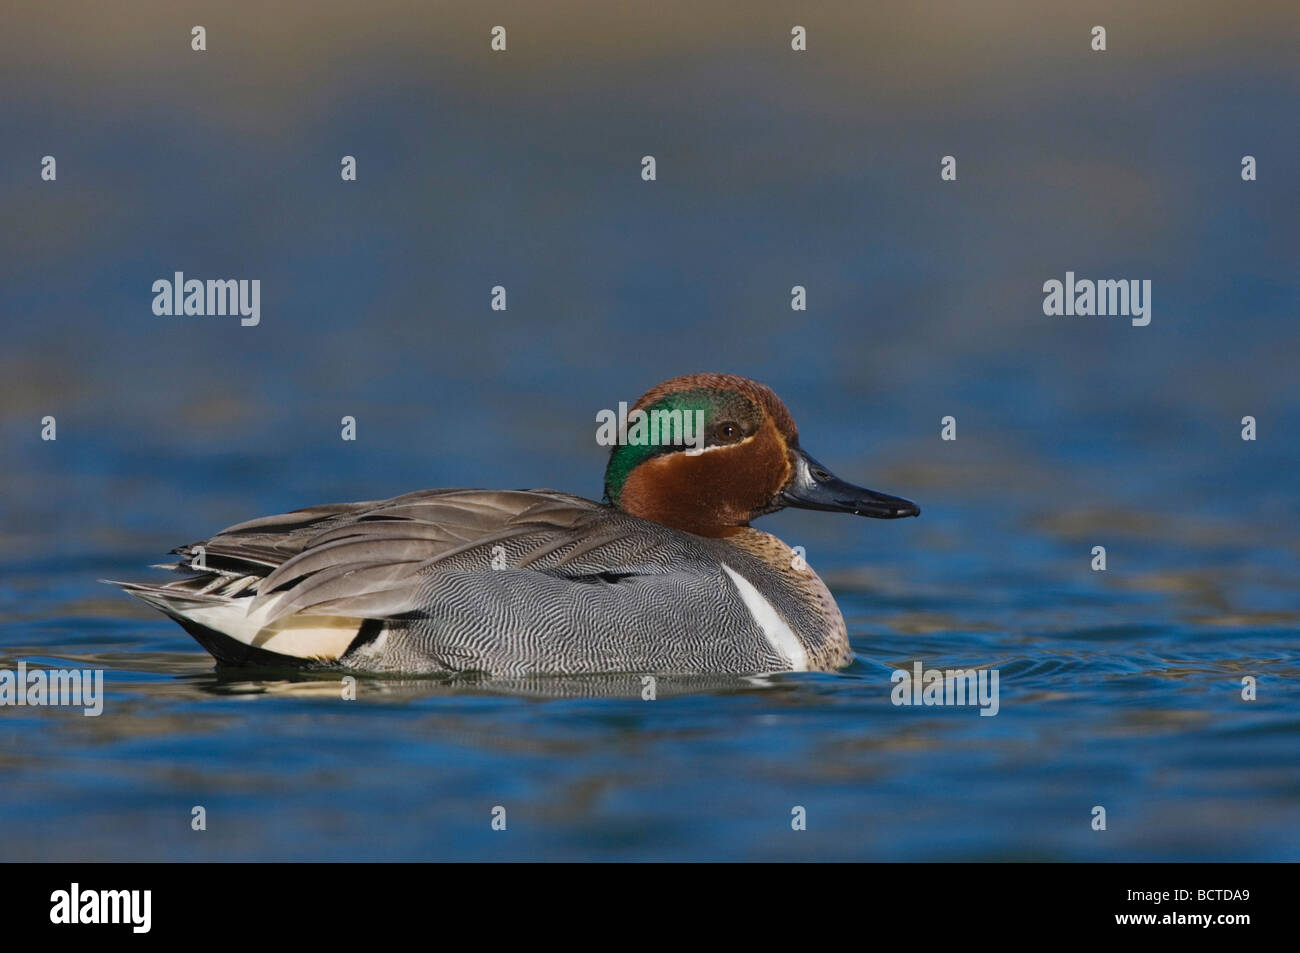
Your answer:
[114,373,919,675]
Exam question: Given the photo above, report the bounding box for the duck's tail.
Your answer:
[106,576,367,666]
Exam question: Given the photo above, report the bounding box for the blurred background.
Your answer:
[1,0,1297,860]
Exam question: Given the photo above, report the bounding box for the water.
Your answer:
[3,429,1297,860]
[2,0,1299,860]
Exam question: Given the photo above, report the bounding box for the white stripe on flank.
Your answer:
[721,563,808,672]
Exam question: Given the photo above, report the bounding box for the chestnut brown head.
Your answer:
[603,373,919,537]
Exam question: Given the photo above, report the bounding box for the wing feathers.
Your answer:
[128,489,694,645]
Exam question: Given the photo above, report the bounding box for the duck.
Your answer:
[114,373,919,676]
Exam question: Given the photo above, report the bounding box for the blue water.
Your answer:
[2,0,1299,860]
[3,423,1298,860]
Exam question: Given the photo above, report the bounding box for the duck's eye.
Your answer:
[714,421,741,442]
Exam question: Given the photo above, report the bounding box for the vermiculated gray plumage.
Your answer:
[114,489,850,675]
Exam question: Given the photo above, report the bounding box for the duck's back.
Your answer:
[117,488,849,676]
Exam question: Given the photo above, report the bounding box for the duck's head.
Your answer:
[603,373,920,538]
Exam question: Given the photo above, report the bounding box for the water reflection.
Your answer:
[187,668,784,701]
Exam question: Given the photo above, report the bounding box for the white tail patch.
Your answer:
[721,563,808,672]
[171,600,360,661]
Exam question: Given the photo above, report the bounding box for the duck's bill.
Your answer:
[781,449,920,519]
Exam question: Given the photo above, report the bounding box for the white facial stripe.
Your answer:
[721,563,808,672]
[682,434,756,456]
